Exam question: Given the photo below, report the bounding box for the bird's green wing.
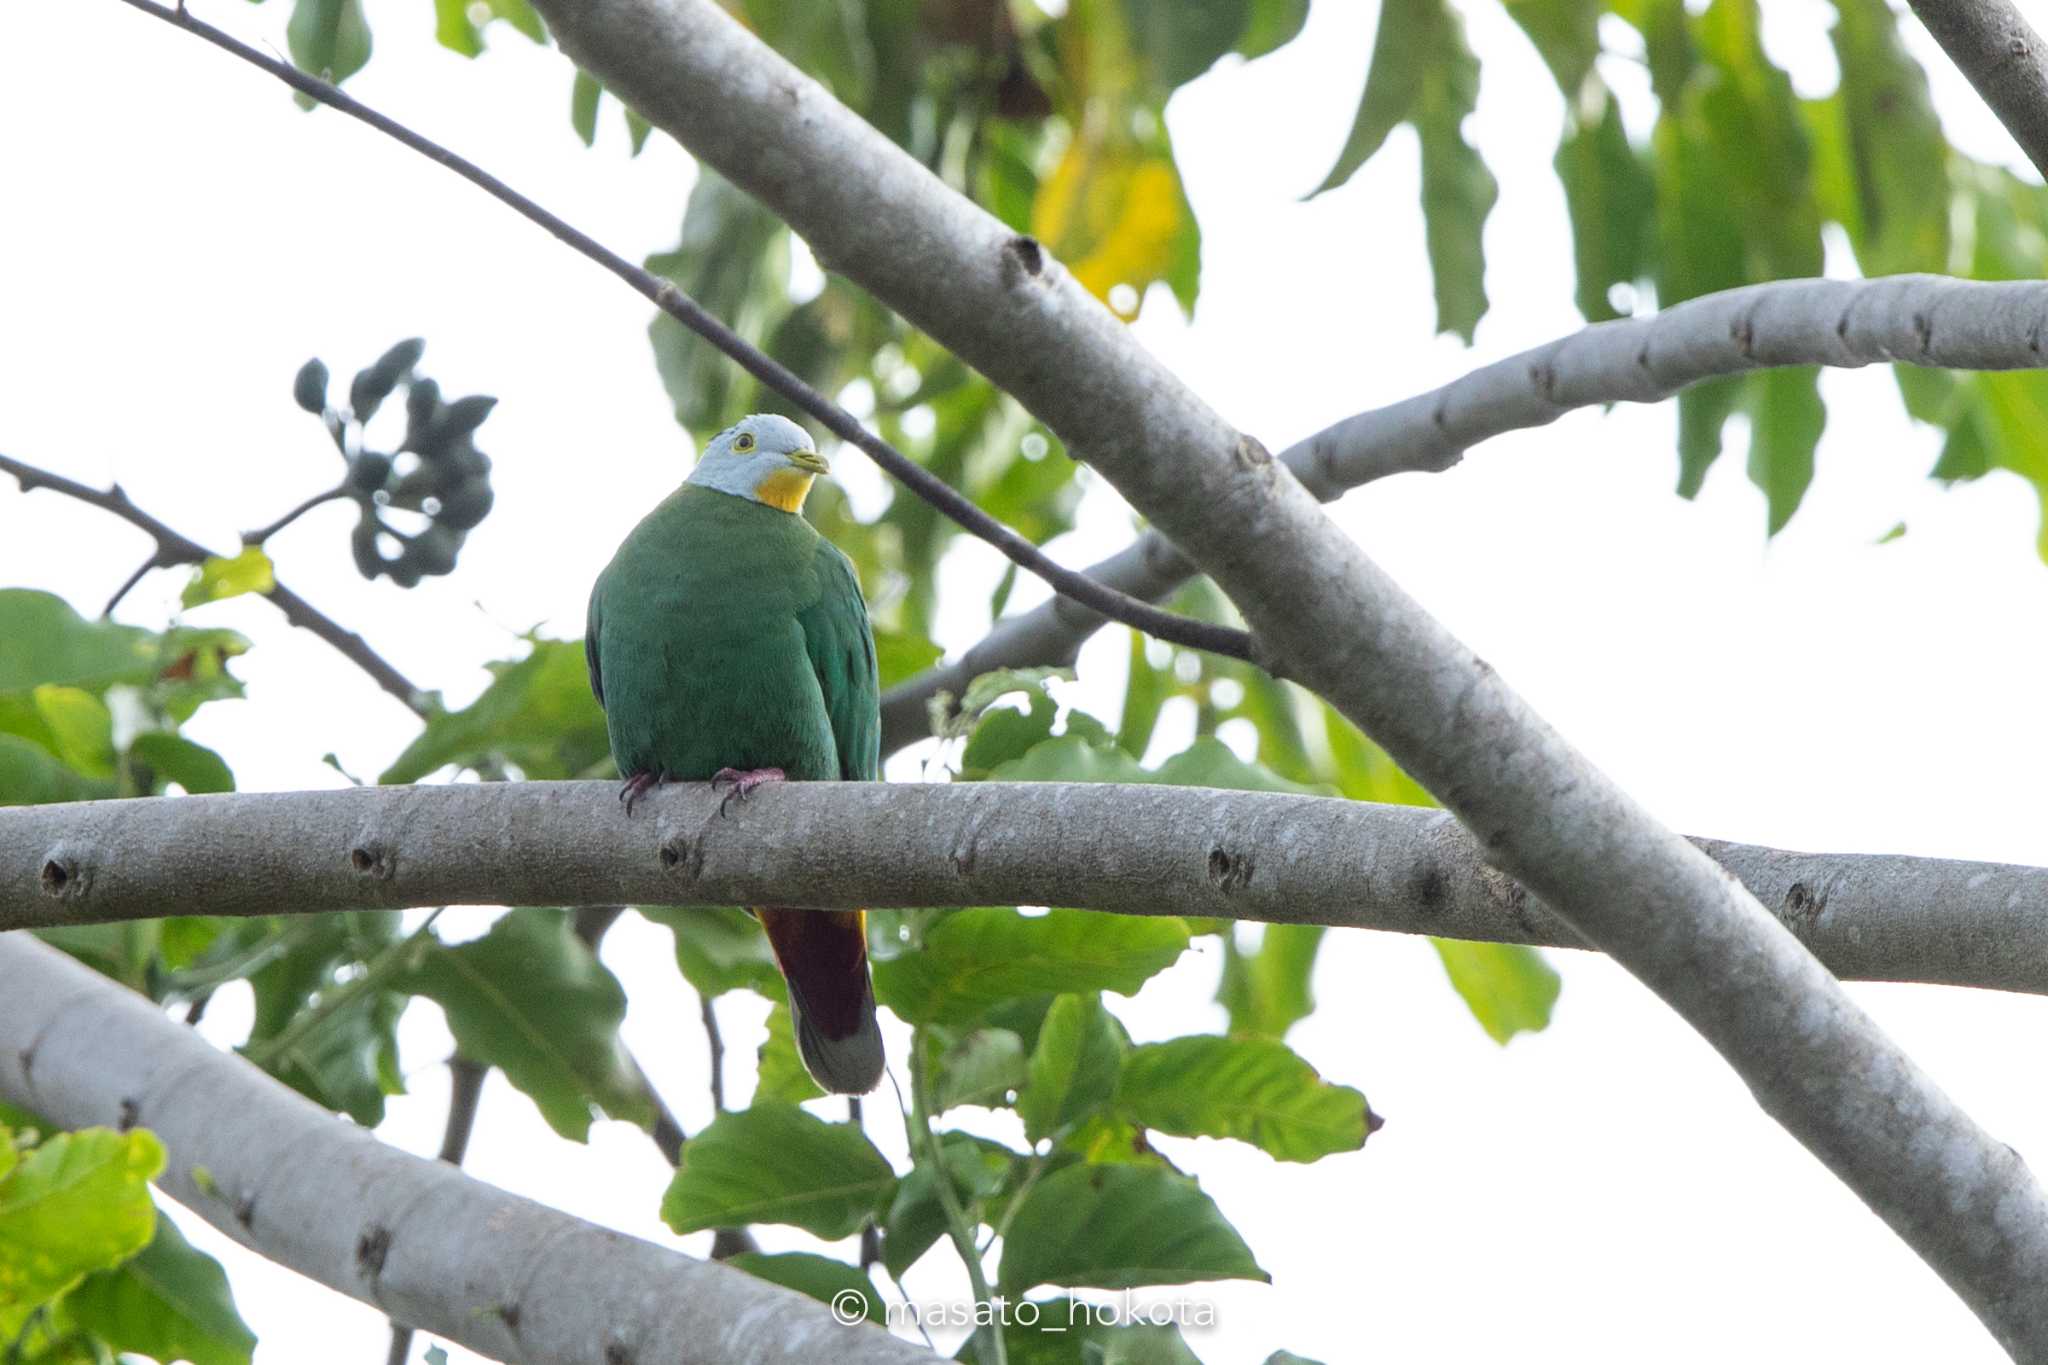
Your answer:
[796,543,880,782]
[584,576,606,707]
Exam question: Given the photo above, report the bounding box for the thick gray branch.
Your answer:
[0,933,935,1365]
[525,3,2048,1347]
[5,782,2048,995]
[883,275,2048,752]
[1907,0,2048,180]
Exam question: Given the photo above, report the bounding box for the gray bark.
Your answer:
[883,275,2048,753]
[1907,0,2048,179]
[0,932,937,1365]
[524,2,2048,1350]
[8,781,2048,995]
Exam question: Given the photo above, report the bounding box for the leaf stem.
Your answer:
[907,1035,1006,1365]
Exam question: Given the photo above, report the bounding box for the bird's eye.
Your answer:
[733,432,756,453]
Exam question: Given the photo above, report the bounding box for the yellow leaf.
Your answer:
[1032,141,1189,320]
[181,546,275,609]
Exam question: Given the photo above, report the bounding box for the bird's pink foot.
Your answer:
[711,766,785,815]
[619,770,667,816]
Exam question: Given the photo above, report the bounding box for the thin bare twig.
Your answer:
[242,484,348,546]
[2,450,427,712]
[699,994,727,1114]
[111,0,1263,668]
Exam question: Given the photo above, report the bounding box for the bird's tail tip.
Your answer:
[758,906,885,1095]
[793,989,885,1095]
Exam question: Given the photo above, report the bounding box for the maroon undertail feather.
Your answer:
[757,906,872,1043]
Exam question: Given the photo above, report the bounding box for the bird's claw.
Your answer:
[711,766,785,816]
[619,770,665,816]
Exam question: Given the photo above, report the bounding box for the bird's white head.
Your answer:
[686,413,829,514]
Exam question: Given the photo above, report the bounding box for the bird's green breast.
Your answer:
[590,484,857,783]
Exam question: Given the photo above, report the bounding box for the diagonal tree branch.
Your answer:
[491,1,2048,1347]
[0,451,427,713]
[881,274,2048,752]
[0,933,938,1365]
[7,781,2048,995]
[108,0,1260,669]
[1906,0,2048,179]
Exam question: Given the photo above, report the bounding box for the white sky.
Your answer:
[4,0,2047,1361]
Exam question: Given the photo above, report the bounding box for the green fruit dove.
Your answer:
[587,414,885,1094]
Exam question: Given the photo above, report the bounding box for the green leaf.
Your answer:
[244,912,405,1126]
[872,628,943,691]
[380,638,609,783]
[1119,1035,1375,1162]
[1017,993,1126,1144]
[1554,92,1656,322]
[1238,0,1310,59]
[28,686,114,780]
[1151,737,1327,796]
[641,905,785,999]
[881,1133,1015,1280]
[0,1128,164,1338]
[1412,18,1497,342]
[0,733,113,806]
[725,1252,880,1322]
[437,0,545,55]
[929,1027,1028,1111]
[661,1105,897,1238]
[1312,0,1425,193]
[286,0,372,86]
[1311,0,1495,338]
[1505,0,1603,96]
[434,0,483,56]
[757,1001,825,1104]
[648,172,791,432]
[181,547,274,609]
[129,733,235,795]
[570,69,603,146]
[996,1163,1266,1294]
[1747,366,1825,535]
[1827,0,1950,276]
[65,1213,256,1365]
[957,1298,1206,1364]
[1122,0,1253,90]
[400,909,652,1142]
[1216,924,1325,1040]
[0,590,161,694]
[874,909,1190,1026]
[961,686,1058,776]
[1117,634,1170,760]
[1431,940,1561,1043]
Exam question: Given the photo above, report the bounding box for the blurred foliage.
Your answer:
[254,0,2048,546]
